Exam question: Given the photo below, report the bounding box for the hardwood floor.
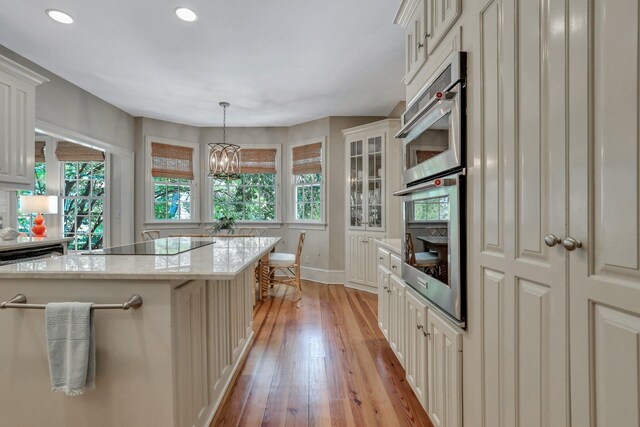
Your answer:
[211,281,433,427]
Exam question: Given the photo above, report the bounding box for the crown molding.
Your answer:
[0,54,49,86]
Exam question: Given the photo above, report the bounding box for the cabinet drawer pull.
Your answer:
[423,330,429,337]
[379,257,384,261]
[383,286,388,290]
[392,265,397,270]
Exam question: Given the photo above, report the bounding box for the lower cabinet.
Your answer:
[377,265,391,339]
[376,244,462,427]
[347,233,385,292]
[426,309,463,427]
[405,289,429,408]
[389,274,406,367]
[174,268,255,427]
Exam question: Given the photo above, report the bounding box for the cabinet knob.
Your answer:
[544,234,562,247]
[417,324,423,330]
[392,265,398,270]
[562,237,583,252]
[423,330,429,337]
[383,286,388,290]
[418,42,424,49]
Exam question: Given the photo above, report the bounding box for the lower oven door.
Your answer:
[396,171,466,326]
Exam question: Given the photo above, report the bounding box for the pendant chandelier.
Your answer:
[208,102,241,179]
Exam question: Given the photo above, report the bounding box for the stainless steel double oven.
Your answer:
[395,51,467,327]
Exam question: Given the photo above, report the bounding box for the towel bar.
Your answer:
[0,294,143,310]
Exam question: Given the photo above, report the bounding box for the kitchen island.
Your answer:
[0,236,279,427]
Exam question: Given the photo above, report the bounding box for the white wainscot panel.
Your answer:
[480,0,503,254]
[517,279,551,427]
[593,304,640,426]
[482,268,504,427]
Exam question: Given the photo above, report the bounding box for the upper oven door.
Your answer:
[401,81,464,184]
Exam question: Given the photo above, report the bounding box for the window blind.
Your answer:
[55,141,105,162]
[238,148,277,174]
[292,142,322,175]
[35,141,45,162]
[151,142,194,180]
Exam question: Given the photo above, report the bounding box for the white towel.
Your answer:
[45,302,96,396]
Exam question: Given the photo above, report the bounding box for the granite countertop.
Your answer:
[375,238,402,254]
[0,236,280,280]
[0,236,73,251]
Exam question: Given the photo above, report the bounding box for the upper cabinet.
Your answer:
[394,0,461,85]
[0,54,48,191]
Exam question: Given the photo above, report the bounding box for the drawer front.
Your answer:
[389,253,402,276]
[377,247,390,269]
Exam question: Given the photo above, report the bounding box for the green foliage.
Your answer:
[294,173,322,221]
[212,174,276,221]
[413,196,450,221]
[154,178,191,220]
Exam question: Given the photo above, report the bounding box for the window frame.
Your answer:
[204,143,282,225]
[144,136,201,225]
[288,137,326,226]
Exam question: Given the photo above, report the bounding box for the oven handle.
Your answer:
[393,169,465,196]
[395,89,458,139]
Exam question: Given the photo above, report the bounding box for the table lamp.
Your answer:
[19,195,58,237]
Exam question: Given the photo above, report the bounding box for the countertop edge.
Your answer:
[375,238,402,254]
[0,238,280,280]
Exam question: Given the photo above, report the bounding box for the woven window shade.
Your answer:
[151,142,194,180]
[35,141,45,162]
[239,148,277,174]
[55,141,105,162]
[292,142,322,175]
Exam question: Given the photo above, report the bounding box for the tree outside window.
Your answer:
[294,173,322,221]
[154,177,191,220]
[16,162,46,234]
[63,161,105,251]
[413,196,450,221]
[211,174,276,221]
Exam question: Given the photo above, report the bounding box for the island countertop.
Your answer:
[0,236,280,280]
[0,236,73,251]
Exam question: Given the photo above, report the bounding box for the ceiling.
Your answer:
[0,0,405,127]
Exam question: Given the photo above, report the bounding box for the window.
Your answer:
[56,141,106,252]
[413,196,450,221]
[16,161,46,234]
[209,146,279,222]
[146,138,199,223]
[62,161,105,251]
[291,139,324,223]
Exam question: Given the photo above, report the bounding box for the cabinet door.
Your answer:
[347,234,366,285]
[348,138,366,230]
[365,236,381,288]
[377,265,390,339]
[0,73,34,189]
[365,133,385,231]
[405,290,428,409]
[175,280,209,427]
[406,0,427,79]
[569,1,640,425]
[389,274,406,367]
[427,309,462,427]
[426,0,461,54]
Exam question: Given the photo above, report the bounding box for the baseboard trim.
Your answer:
[344,281,378,294]
[300,266,345,285]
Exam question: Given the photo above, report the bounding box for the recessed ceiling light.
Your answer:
[45,9,74,24]
[175,7,197,22]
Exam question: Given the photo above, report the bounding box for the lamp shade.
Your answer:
[20,195,58,214]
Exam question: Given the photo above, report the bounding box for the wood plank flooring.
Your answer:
[211,281,433,427]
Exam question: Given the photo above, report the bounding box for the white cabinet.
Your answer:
[175,280,209,427]
[394,0,461,84]
[427,309,462,427]
[343,119,402,293]
[389,273,406,367]
[404,289,429,408]
[426,0,461,54]
[377,264,391,339]
[0,54,47,190]
[174,269,255,427]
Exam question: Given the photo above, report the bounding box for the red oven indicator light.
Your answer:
[434,179,442,187]
[435,91,444,99]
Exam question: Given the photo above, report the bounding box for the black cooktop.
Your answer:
[83,238,214,256]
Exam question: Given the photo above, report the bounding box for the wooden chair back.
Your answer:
[141,230,160,241]
[295,231,306,265]
[405,232,417,266]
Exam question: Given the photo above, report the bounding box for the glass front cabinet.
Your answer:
[343,119,402,291]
